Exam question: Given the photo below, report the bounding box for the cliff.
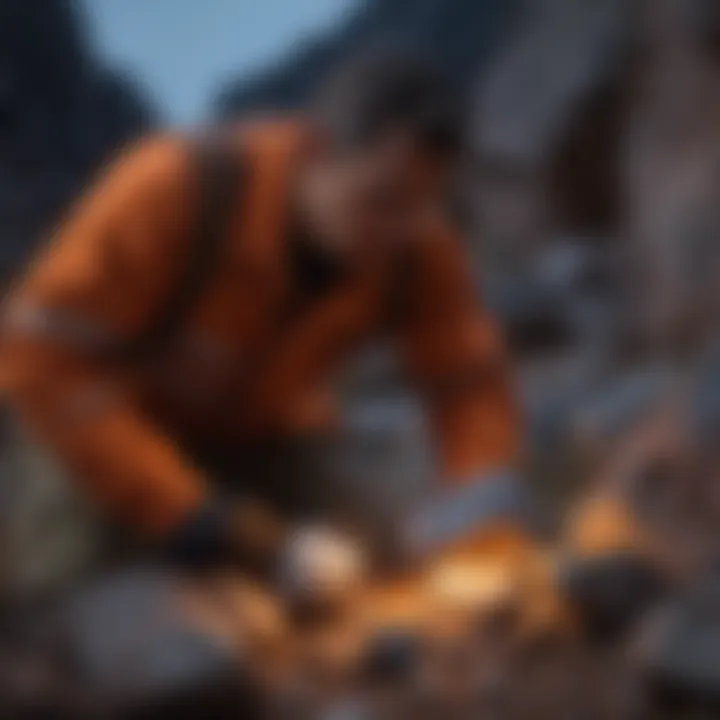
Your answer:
[0,0,156,277]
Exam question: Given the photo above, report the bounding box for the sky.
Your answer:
[81,0,354,125]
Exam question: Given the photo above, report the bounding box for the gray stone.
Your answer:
[473,0,632,166]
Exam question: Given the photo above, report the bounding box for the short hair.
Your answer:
[315,48,465,157]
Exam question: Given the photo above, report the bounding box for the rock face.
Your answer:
[624,0,720,355]
[472,0,633,256]
[0,0,156,279]
[216,0,521,116]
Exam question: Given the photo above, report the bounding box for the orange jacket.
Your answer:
[0,119,520,538]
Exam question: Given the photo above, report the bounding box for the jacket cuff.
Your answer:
[402,469,530,557]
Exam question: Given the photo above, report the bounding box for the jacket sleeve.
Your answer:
[0,136,209,537]
[398,222,521,485]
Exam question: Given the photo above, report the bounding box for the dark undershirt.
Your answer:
[287,229,346,308]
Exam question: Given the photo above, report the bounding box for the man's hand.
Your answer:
[401,471,530,560]
[166,497,287,574]
[375,472,577,640]
[167,501,367,613]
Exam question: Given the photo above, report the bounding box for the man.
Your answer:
[0,51,528,605]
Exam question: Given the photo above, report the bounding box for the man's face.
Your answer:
[303,133,450,257]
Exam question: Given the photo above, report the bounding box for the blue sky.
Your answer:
[82,0,353,125]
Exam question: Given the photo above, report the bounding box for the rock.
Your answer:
[360,630,423,683]
[688,343,720,447]
[472,0,631,168]
[568,366,679,463]
[624,0,720,355]
[640,569,720,709]
[55,569,264,717]
[470,0,633,278]
[483,239,622,355]
[324,387,434,557]
[0,0,156,278]
[559,552,669,641]
[0,415,101,602]
[215,0,520,116]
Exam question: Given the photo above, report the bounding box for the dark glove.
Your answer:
[166,496,287,575]
[560,494,669,638]
[167,499,366,611]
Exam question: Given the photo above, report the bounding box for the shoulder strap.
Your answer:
[384,244,420,334]
[111,133,245,364]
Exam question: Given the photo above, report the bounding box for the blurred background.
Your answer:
[3,0,720,716]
